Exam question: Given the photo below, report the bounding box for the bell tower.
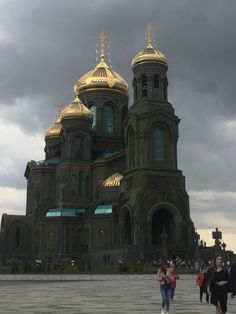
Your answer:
[120,26,195,258]
[132,24,169,105]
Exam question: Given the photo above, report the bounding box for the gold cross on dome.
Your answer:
[55,104,64,116]
[145,24,153,45]
[96,30,109,61]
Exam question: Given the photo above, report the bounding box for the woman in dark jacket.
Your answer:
[230,262,236,298]
[208,256,229,314]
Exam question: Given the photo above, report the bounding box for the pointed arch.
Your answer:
[73,136,83,160]
[103,104,114,134]
[154,74,159,88]
[141,75,148,97]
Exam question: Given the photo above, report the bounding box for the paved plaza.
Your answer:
[0,274,235,313]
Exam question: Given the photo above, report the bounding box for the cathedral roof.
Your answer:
[102,172,123,187]
[74,31,128,96]
[132,25,168,67]
[61,96,93,121]
[74,60,128,96]
[45,114,62,139]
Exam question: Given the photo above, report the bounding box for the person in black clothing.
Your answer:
[230,262,236,298]
[208,256,229,314]
[203,258,215,303]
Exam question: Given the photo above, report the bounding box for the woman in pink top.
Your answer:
[156,263,172,314]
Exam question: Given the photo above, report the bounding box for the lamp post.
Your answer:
[212,227,222,255]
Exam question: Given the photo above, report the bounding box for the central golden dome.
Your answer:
[74,59,128,96]
[74,30,128,96]
[61,97,93,121]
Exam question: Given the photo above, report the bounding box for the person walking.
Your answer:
[196,264,209,303]
[207,256,229,314]
[196,265,205,302]
[170,264,179,301]
[229,262,236,298]
[156,263,172,314]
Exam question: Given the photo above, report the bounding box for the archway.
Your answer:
[151,208,174,246]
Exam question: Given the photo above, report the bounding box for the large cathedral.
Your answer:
[0,27,195,266]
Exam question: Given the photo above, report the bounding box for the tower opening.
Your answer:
[151,209,173,246]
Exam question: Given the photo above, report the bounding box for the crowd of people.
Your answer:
[156,256,236,314]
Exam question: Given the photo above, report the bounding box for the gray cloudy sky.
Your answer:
[1,0,236,252]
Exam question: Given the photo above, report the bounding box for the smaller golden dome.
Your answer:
[45,115,62,139]
[102,172,123,187]
[61,97,93,121]
[132,25,168,67]
[132,42,168,67]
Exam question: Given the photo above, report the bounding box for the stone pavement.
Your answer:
[0,274,235,313]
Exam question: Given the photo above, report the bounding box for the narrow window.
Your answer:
[15,227,21,248]
[90,106,97,129]
[103,105,114,133]
[71,175,77,196]
[85,175,89,196]
[133,78,137,100]
[129,129,135,167]
[142,75,148,97]
[78,171,82,195]
[164,77,168,100]
[154,128,164,161]
[154,74,159,88]
[74,137,83,159]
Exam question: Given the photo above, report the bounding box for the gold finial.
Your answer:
[145,24,153,46]
[96,30,109,62]
[55,104,64,121]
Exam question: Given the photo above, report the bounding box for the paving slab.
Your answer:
[0,274,235,313]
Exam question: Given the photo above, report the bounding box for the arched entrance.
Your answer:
[151,208,174,246]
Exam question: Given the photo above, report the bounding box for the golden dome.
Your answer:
[61,97,93,121]
[74,59,128,96]
[45,115,62,139]
[132,25,168,67]
[102,172,123,187]
[132,42,168,67]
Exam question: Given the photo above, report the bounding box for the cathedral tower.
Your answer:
[120,25,195,257]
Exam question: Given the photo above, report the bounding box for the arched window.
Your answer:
[154,74,159,88]
[142,75,148,97]
[15,227,22,248]
[164,77,168,100]
[90,105,97,129]
[132,78,137,100]
[73,136,83,159]
[103,105,114,133]
[129,129,135,167]
[78,171,82,195]
[71,175,77,196]
[85,175,89,196]
[154,128,165,161]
